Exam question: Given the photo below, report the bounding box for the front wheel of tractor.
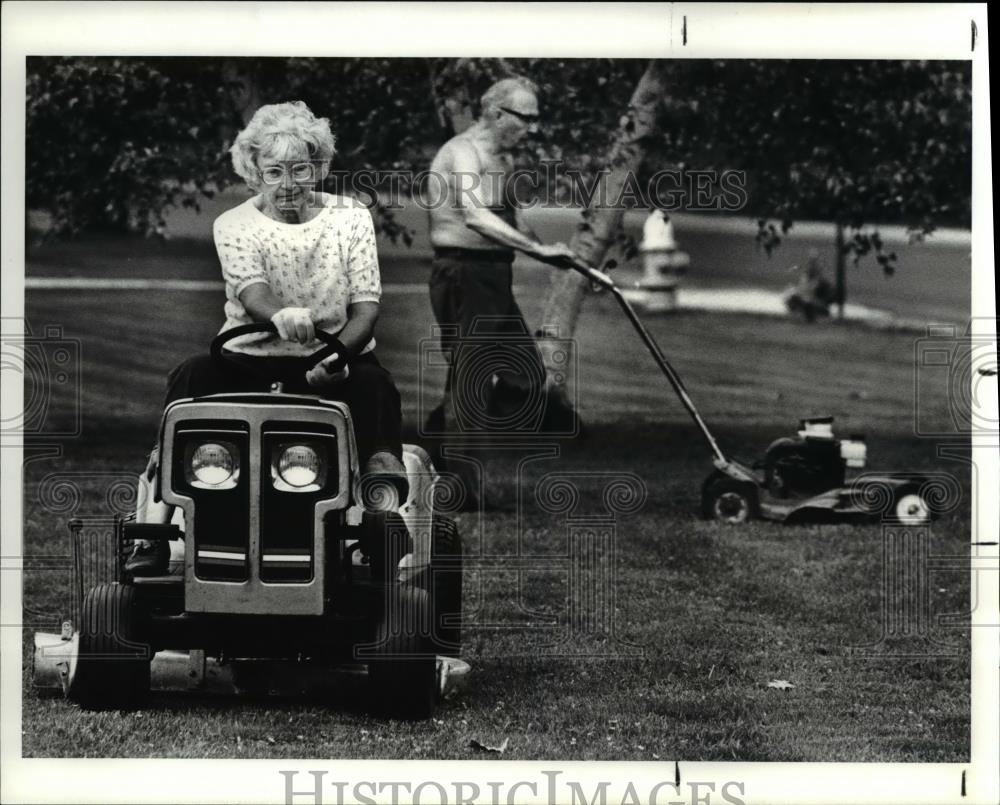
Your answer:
[67,582,151,710]
[367,585,437,720]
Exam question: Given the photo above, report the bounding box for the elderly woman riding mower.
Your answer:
[126,101,408,577]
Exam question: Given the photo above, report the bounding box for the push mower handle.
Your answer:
[537,250,732,469]
[542,253,616,290]
[210,323,348,370]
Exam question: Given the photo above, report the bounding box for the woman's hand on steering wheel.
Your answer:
[270,306,315,344]
[306,353,351,387]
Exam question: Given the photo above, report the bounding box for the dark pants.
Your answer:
[165,351,403,463]
[428,247,546,433]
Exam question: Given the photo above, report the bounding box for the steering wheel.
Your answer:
[210,322,349,374]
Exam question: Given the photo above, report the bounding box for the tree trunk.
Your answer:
[222,60,262,126]
[537,60,671,390]
[834,222,846,319]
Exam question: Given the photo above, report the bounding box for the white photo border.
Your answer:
[2,3,995,804]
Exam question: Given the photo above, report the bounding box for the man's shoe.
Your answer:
[124,539,170,578]
[541,385,586,436]
[424,403,446,435]
[360,451,410,512]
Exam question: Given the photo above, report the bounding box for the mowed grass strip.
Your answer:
[27,287,956,437]
[21,271,969,760]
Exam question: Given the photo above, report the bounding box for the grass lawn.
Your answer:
[18,244,971,761]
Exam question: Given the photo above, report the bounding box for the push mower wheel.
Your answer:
[703,479,758,524]
[368,585,437,719]
[891,489,932,526]
[68,582,150,710]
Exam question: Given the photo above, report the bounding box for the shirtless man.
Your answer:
[426,77,577,475]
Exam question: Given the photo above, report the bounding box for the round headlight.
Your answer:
[191,442,235,486]
[278,445,320,488]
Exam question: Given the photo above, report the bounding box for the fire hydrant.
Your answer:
[637,210,690,312]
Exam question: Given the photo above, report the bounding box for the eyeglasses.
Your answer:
[260,162,317,185]
[499,106,540,124]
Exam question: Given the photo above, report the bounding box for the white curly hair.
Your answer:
[229,101,336,191]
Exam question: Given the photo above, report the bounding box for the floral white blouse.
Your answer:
[213,193,381,356]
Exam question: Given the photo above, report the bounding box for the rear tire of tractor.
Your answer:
[68,582,151,710]
[703,479,758,524]
[362,511,412,584]
[368,585,437,720]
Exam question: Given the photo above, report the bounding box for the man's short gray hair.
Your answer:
[229,101,336,191]
[480,76,539,115]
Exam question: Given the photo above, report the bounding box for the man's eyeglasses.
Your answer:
[260,162,317,185]
[499,106,540,124]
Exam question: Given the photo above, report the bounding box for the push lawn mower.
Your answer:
[548,256,941,526]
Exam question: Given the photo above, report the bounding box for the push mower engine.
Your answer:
[762,416,867,498]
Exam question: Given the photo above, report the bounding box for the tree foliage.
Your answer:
[671,60,972,271]
[26,58,236,235]
[27,56,971,266]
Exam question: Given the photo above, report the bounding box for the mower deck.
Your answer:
[33,630,470,701]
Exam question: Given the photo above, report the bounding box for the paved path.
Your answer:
[624,285,909,328]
